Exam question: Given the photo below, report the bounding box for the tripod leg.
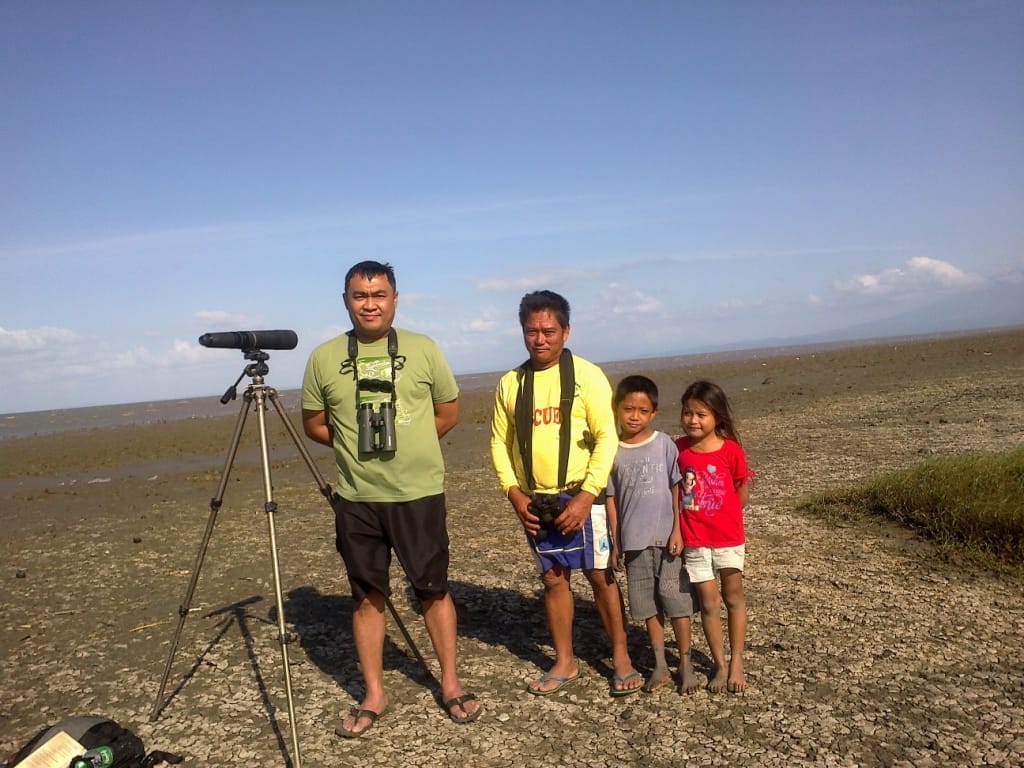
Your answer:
[253,386,303,768]
[384,596,436,682]
[266,388,332,498]
[150,391,252,722]
[266,388,434,681]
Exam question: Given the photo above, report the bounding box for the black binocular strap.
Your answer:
[514,348,575,492]
[345,328,402,405]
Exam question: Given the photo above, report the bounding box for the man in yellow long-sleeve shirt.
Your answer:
[490,290,642,697]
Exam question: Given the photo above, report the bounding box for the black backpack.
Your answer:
[4,716,181,768]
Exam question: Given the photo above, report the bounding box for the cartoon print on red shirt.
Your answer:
[681,466,700,511]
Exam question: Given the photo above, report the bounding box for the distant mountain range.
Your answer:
[709,281,1023,354]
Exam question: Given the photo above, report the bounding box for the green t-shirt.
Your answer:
[301,327,458,502]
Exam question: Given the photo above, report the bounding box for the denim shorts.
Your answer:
[624,546,694,621]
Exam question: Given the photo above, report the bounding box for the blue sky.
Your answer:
[2,1,1022,414]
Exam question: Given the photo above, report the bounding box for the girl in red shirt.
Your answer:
[675,380,751,693]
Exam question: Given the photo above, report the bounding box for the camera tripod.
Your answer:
[150,349,431,768]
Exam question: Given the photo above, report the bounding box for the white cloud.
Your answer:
[397,292,427,307]
[464,318,500,332]
[1,332,229,402]
[111,339,213,369]
[597,283,663,315]
[0,325,78,351]
[196,310,263,326]
[475,270,592,292]
[834,257,984,296]
[455,304,503,334]
[906,256,984,287]
[717,297,774,311]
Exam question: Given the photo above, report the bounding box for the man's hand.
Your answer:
[554,491,595,537]
[508,487,541,537]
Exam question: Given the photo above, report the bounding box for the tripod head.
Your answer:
[220,348,273,404]
[244,348,271,376]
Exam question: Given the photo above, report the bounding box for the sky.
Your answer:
[2,1,1022,415]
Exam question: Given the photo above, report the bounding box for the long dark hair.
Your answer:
[680,380,740,443]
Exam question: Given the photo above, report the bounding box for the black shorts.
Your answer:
[333,493,450,602]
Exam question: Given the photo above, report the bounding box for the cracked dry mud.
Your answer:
[2,329,1022,767]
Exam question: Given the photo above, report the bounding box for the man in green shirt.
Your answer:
[303,261,481,736]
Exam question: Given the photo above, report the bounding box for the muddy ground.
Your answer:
[2,328,1022,767]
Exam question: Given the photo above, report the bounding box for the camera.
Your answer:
[358,401,397,455]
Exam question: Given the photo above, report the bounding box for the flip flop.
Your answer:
[526,671,580,696]
[611,670,643,697]
[443,693,482,724]
[334,706,386,739]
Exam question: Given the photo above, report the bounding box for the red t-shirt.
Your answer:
[675,437,750,547]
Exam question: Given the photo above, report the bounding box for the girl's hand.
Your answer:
[668,532,683,557]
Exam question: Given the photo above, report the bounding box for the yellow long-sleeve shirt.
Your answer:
[489,354,617,498]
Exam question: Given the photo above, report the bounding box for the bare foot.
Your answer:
[679,659,700,695]
[707,669,729,693]
[728,660,746,693]
[643,666,671,693]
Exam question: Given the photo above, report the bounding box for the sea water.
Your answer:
[0,338,907,441]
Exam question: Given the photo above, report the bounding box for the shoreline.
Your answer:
[3,325,1021,440]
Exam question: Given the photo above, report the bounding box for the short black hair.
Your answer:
[614,375,659,409]
[518,290,570,328]
[345,260,396,292]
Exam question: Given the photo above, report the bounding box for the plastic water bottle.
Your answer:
[69,746,114,768]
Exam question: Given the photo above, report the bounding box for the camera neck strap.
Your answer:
[343,328,402,405]
[514,348,574,492]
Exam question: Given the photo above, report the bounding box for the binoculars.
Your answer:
[528,492,573,541]
[358,401,397,454]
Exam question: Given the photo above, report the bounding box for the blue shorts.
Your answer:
[529,500,613,573]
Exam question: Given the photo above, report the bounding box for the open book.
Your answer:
[14,730,86,768]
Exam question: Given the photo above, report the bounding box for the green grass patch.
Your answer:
[796,447,1024,574]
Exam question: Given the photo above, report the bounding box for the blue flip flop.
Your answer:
[610,670,643,697]
[526,671,580,696]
